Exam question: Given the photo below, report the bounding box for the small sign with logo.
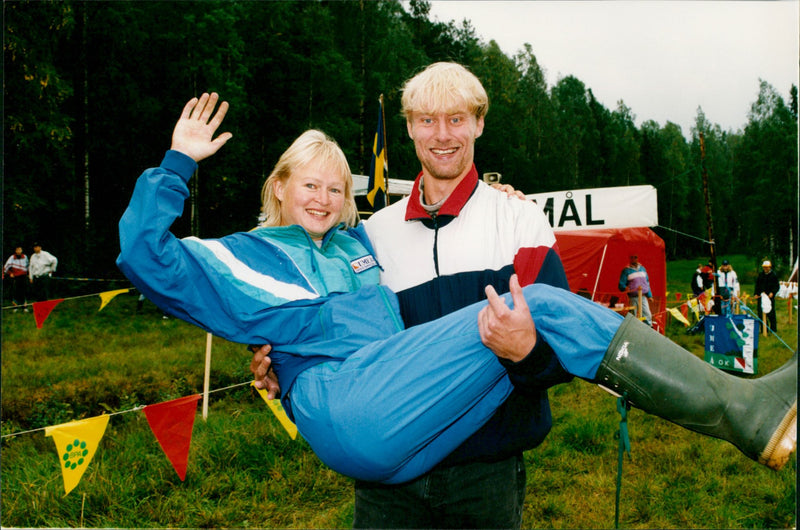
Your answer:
[704,314,758,374]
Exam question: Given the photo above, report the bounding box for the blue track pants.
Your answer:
[289,283,624,484]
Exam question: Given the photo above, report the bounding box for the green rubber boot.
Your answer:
[594,314,796,470]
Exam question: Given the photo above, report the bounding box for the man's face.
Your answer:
[630,255,639,266]
[406,108,484,182]
[33,245,41,254]
[14,247,22,257]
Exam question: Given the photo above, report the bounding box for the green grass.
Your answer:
[1,261,796,529]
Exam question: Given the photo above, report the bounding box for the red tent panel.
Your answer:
[554,227,667,333]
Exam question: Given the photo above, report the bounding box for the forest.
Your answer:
[4,0,798,279]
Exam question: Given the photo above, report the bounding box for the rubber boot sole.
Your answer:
[760,402,796,470]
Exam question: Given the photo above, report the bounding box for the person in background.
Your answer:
[3,246,29,311]
[716,259,740,315]
[28,242,58,301]
[618,254,653,326]
[702,261,715,289]
[754,259,780,332]
[691,263,705,297]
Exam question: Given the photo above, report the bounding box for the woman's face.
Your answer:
[273,162,347,240]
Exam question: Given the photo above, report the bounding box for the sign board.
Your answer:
[352,174,414,196]
[526,185,658,231]
[704,315,759,374]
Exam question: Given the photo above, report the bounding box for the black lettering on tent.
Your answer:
[540,197,555,227]
[558,198,582,227]
[586,194,605,225]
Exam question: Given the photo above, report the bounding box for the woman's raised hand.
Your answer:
[170,92,233,162]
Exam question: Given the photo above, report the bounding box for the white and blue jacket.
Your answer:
[363,165,573,467]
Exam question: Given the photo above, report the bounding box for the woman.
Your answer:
[118,93,795,484]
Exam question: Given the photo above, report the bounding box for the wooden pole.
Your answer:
[637,286,643,320]
[203,332,212,420]
[699,132,720,314]
[380,93,390,207]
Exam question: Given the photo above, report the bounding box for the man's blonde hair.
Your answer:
[260,130,358,228]
[401,62,489,120]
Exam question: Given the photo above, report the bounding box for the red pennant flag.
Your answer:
[33,299,65,328]
[143,395,201,480]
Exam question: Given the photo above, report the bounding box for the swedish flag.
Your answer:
[367,95,388,211]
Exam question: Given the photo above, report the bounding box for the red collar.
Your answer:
[405,165,480,221]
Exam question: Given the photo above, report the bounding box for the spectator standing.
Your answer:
[691,263,705,297]
[701,261,715,290]
[717,259,740,314]
[3,246,29,310]
[28,242,58,301]
[754,260,780,332]
[619,254,653,326]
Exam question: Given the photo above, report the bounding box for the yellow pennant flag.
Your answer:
[45,415,110,496]
[251,383,298,440]
[98,289,130,311]
[688,297,699,313]
[668,307,690,326]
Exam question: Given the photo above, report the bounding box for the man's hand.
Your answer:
[478,274,537,362]
[171,92,233,163]
[249,344,281,399]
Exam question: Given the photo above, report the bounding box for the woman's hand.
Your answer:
[491,183,526,200]
[171,92,233,163]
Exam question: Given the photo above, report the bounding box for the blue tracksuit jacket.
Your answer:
[117,151,402,402]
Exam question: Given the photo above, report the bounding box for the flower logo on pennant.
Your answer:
[63,439,89,470]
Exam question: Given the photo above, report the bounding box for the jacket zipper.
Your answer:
[432,214,440,277]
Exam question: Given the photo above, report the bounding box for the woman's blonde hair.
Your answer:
[401,62,489,120]
[260,130,358,228]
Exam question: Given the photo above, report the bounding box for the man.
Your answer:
[352,62,572,529]
[618,254,653,326]
[28,242,58,301]
[3,246,29,311]
[755,260,780,332]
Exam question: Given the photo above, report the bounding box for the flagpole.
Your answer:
[380,94,389,206]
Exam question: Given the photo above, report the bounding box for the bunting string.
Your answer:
[2,374,288,493]
[0,382,253,440]
[1,287,134,311]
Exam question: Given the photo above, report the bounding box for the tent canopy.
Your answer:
[555,227,667,332]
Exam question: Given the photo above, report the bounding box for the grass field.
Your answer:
[1,259,796,529]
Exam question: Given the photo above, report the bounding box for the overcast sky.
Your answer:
[427,1,799,136]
